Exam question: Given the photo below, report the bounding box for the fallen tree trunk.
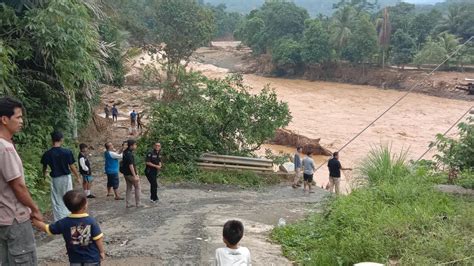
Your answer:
[269,129,332,156]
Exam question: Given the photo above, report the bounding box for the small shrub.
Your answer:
[357,145,409,185]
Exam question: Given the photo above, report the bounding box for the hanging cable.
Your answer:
[313,36,474,172]
[416,105,473,162]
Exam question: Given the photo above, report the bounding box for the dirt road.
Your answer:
[36,110,328,265]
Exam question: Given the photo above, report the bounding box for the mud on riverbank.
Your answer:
[194,42,474,102]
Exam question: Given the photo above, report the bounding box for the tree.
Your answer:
[154,0,215,79]
[235,1,309,54]
[413,33,461,68]
[207,3,243,39]
[391,29,416,69]
[1,0,109,139]
[386,2,415,35]
[301,19,332,64]
[376,7,391,68]
[333,0,378,13]
[434,117,474,180]
[272,38,303,71]
[413,37,448,67]
[330,6,356,57]
[343,14,378,64]
[436,3,474,41]
[142,73,292,162]
[408,10,441,47]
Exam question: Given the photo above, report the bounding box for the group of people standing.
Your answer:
[0,96,166,265]
[292,147,352,194]
[104,105,142,136]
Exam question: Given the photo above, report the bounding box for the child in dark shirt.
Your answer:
[33,190,105,265]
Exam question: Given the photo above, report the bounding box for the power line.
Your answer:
[416,105,473,162]
[313,35,474,172]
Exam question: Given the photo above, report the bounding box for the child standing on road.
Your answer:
[33,190,105,266]
[79,143,95,198]
[215,220,251,266]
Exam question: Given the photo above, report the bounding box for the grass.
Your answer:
[272,146,474,265]
[456,171,474,189]
[160,162,281,188]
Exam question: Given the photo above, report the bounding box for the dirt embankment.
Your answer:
[200,42,474,102]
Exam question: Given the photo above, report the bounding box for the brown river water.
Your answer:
[189,52,473,192]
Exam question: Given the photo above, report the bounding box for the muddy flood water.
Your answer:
[190,44,473,192]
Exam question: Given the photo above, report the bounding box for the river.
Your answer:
[190,43,473,192]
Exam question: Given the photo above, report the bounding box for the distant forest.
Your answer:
[203,0,470,16]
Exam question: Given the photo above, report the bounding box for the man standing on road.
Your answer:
[111,105,118,122]
[292,146,303,188]
[104,141,124,200]
[0,97,43,265]
[327,152,352,195]
[145,142,162,203]
[41,131,81,221]
[302,151,316,193]
[121,139,145,208]
[104,104,110,119]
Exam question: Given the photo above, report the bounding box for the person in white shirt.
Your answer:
[215,220,251,266]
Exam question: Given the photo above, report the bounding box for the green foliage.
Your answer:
[436,2,474,41]
[455,170,474,189]
[342,13,378,63]
[434,117,474,172]
[236,1,309,55]
[413,36,447,66]
[358,145,410,185]
[391,29,417,67]
[271,38,302,68]
[0,0,116,209]
[161,163,280,188]
[99,19,128,87]
[154,0,215,73]
[264,149,291,166]
[206,3,243,39]
[141,72,291,162]
[301,19,332,64]
[272,147,474,265]
[408,9,441,46]
[329,6,356,56]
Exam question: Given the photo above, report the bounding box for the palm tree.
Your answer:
[330,6,355,57]
[376,8,391,68]
[437,5,462,35]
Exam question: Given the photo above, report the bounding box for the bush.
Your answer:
[160,163,280,188]
[141,73,291,163]
[434,116,474,172]
[357,145,409,185]
[272,147,474,265]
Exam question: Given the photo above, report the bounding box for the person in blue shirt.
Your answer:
[41,131,81,221]
[104,141,124,200]
[33,190,105,266]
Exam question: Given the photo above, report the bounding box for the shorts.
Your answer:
[107,173,119,189]
[0,220,37,266]
[70,262,100,266]
[303,173,313,182]
[82,175,94,182]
